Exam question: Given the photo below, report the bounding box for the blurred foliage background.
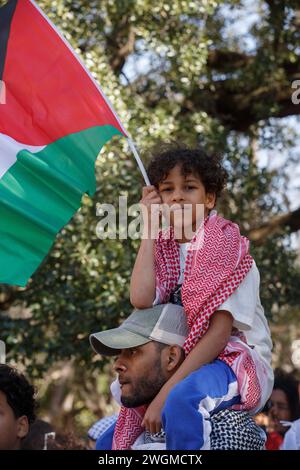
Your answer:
[1,0,300,435]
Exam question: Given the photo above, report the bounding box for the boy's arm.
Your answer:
[130,185,162,309]
[130,238,156,308]
[142,310,233,433]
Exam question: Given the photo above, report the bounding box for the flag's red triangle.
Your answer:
[0,0,126,146]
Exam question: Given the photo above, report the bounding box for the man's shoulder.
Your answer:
[95,422,116,450]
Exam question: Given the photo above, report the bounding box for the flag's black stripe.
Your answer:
[0,0,18,80]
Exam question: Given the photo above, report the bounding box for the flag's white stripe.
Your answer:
[0,133,45,179]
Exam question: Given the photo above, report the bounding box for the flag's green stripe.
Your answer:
[0,125,122,286]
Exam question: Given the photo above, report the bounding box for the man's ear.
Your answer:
[164,345,184,373]
[16,415,29,440]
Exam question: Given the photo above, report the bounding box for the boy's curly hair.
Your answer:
[147,142,228,200]
[0,364,36,424]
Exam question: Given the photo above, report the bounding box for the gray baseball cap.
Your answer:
[90,303,189,356]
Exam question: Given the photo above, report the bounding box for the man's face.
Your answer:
[0,390,27,450]
[114,342,169,408]
[268,389,292,434]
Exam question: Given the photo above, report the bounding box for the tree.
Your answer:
[1,0,300,427]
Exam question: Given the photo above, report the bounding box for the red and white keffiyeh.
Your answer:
[113,213,267,449]
[112,405,146,450]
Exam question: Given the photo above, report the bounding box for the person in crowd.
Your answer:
[0,363,36,450]
[266,369,300,450]
[87,414,118,449]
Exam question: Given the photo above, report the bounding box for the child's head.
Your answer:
[0,364,36,450]
[147,143,227,206]
[147,143,227,235]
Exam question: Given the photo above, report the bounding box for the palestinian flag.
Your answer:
[0,0,128,286]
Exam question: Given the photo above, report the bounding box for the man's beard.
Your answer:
[121,359,167,408]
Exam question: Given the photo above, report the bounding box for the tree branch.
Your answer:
[108,26,136,74]
[136,46,300,131]
[247,207,300,244]
[180,52,300,131]
[207,49,253,71]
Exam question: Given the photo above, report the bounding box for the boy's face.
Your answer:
[158,165,216,237]
[0,391,29,450]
